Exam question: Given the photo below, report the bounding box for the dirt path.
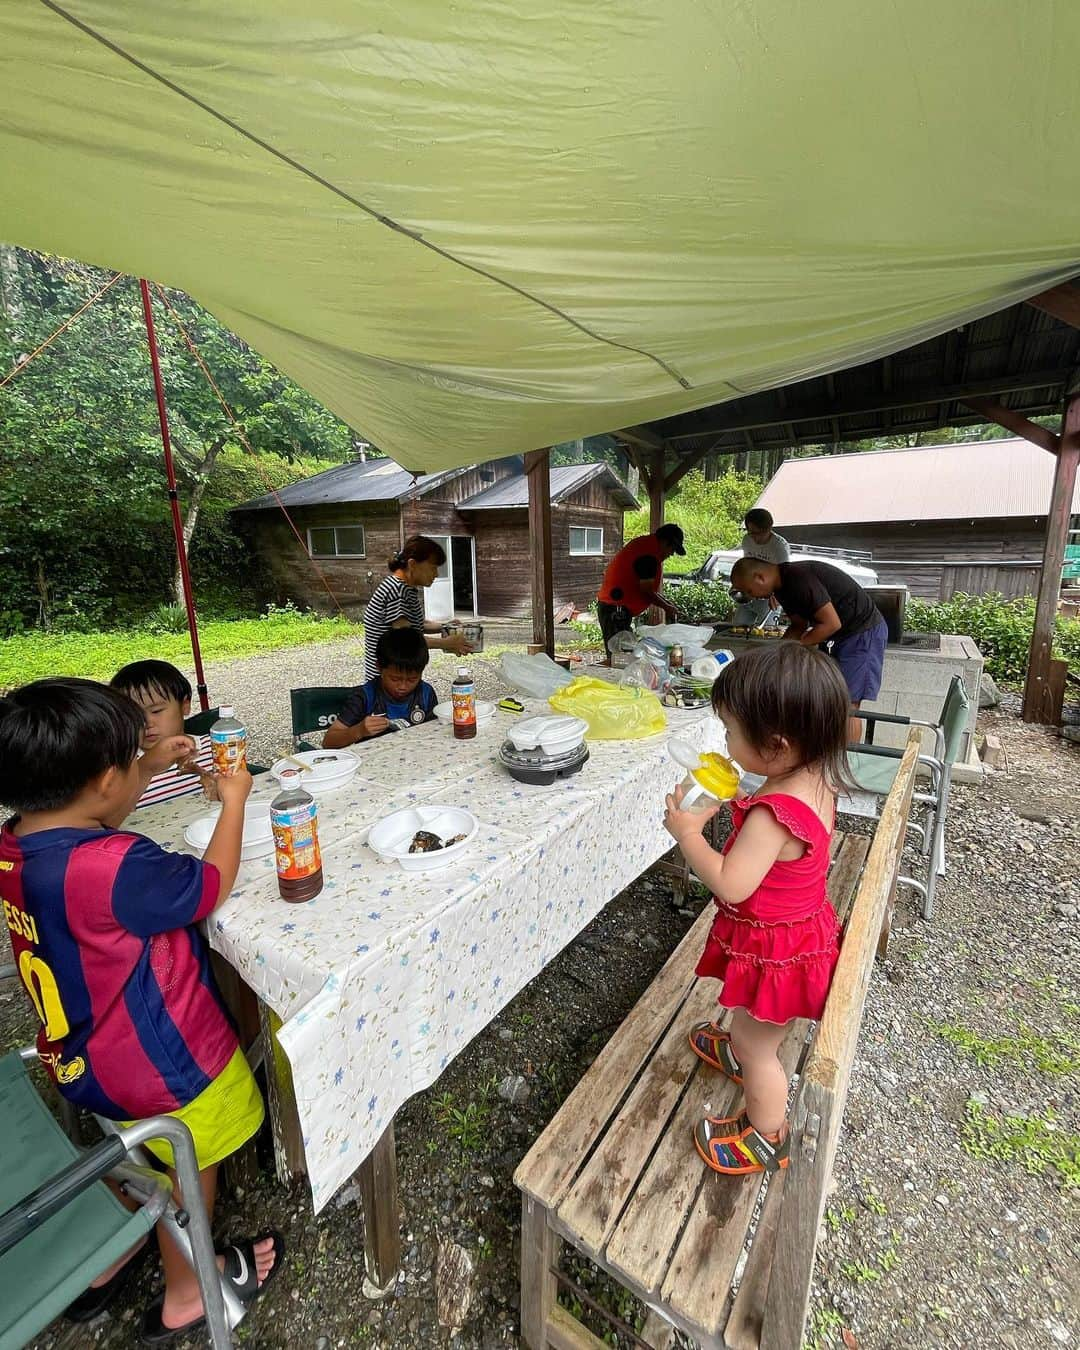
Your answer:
[5,669,1077,1349]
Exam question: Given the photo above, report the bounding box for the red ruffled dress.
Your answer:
[695,794,840,1025]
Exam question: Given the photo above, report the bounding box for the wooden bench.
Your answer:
[514,731,920,1350]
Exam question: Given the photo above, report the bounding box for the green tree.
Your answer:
[0,248,356,628]
[623,467,763,570]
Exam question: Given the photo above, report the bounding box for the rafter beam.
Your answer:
[1024,282,1080,330]
[664,440,718,493]
[615,424,665,452]
[960,397,1060,454]
[660,368,1067,442]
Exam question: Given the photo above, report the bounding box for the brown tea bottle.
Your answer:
[270,769,324,902]
[452,665,477,739]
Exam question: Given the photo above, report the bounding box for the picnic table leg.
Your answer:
[358,1121,402,1292]
[520,1193,560,1349]
[260,1003,308,1182]
[210,953,264,1191]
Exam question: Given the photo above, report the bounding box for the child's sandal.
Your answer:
[693,1111,789,1175]
[688,1022,743,1083]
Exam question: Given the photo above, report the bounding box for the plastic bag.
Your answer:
[549,676,667,740]
[500,651,574,699]
[635,623,716,649]
[619,659,661,691]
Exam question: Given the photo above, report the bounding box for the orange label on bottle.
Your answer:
[210,729,247,776]
[271,803,323,879]
[452,682,476,725]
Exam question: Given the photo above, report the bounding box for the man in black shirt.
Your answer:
[730,558,888,730]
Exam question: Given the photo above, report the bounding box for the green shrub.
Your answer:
[146,603,189,634]
[624,468,762,571]
[907,592,1080,684]
[670,581,734,624]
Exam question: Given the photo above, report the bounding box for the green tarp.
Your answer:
[3,2,1080,470]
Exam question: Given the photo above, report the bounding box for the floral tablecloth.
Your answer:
[134,693,721,1211]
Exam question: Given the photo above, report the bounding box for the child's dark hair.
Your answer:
[388,535,447,572]
[711,643,852,789]
[0,678,146,813]
[375,626,430,674]
[744,508,774,531]
[110,659,192,705]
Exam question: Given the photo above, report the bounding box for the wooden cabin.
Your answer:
[231,456,637,621]
[754,438,1080,601]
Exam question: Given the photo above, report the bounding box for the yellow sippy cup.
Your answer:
[669,739,741,812]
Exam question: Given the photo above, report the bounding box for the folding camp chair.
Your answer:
[842,674,971,921]
[289,686,352,751]
[0,1045,236,1350]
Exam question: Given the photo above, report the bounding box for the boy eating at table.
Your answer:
[0,678,283,1338]
[323,626,438,747]
[111,659,217,809]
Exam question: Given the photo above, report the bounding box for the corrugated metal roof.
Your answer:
[234,457,451,511]
[755,438,1080,526]
[458,463,638,511]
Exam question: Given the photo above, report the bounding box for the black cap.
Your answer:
[655,523,686,555]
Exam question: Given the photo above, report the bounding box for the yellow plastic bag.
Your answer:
[548,676,667,740]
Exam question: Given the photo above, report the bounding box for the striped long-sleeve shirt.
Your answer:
[363,575,425,680]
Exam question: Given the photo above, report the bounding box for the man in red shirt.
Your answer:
[596,522,685,657]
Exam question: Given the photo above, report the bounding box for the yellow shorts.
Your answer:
[122,1047,265,1171]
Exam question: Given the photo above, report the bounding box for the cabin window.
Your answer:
[479,467,496,484]
[308,524,366,558]
[569,526,604,556]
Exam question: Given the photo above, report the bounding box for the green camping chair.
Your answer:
[842,674,971,921]
[289,687,352,751]
[0,1043,234,1349]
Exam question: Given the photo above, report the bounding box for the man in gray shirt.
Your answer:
[733,509,790,627]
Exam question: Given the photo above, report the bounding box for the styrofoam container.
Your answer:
[433,700,495,726]
[507,715,588,757]
[184,800,275,861]
[367,805,478,873]
[269,749,359,795]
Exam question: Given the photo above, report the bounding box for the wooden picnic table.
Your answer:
[133,681,720,1288]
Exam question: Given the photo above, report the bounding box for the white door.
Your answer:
[424,535,455,622]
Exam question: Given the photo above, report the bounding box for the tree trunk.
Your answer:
[171,436,226,605]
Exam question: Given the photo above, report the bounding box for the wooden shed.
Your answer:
[232,456,636,621]
[752,438,1080,601]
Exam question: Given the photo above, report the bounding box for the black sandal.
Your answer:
[65,1238,153,1322]
[139,1231,285,1344]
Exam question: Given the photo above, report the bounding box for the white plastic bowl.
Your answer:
[433,700,495,726]
[184,800,275,861]
[367,805,478,873]
[507,714,588,757]
[269,749,359,795]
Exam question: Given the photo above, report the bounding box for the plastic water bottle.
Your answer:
[270,769,324,902]
[209,706,247,777]
[452,665,477,740]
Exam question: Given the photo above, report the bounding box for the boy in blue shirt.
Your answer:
[323,626,438,747]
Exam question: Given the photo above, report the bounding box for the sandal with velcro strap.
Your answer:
[688,1021,743,1083]
[693,1111,789,1175]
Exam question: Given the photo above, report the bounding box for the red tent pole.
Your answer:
[138,278,210,711]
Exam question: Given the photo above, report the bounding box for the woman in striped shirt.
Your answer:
[363,535,473,681]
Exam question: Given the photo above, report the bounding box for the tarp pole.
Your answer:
[525,448,555,658]
[1022,382,1079,723]
[138,278,210,711]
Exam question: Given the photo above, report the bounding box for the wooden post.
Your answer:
[648,447,665,534]
[358,1122,402,1291]
[1023,389,1080,723]
[520,1194,560,1349]
[525,448,555,658]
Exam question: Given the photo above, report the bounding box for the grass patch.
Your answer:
[961,1101,1080,1189]
[927,1019,1080,1075]
[0,605,357,686]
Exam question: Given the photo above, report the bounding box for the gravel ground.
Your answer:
[3,642,1077,1350]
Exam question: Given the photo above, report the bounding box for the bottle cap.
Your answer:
[457,666,469,676]
[219,705,235,718]
[279,767,299,782]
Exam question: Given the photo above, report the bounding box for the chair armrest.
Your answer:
[847,744,904,760]
[0,1135,127,1256]
[850,710,912,727]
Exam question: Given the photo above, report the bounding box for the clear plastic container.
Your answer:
[210,705,247,777]
[270,769,324,901]
[669,739,741,811]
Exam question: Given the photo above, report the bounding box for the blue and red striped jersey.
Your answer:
[0,821,237,1120]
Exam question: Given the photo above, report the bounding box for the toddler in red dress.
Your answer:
[663,642,853,1176]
